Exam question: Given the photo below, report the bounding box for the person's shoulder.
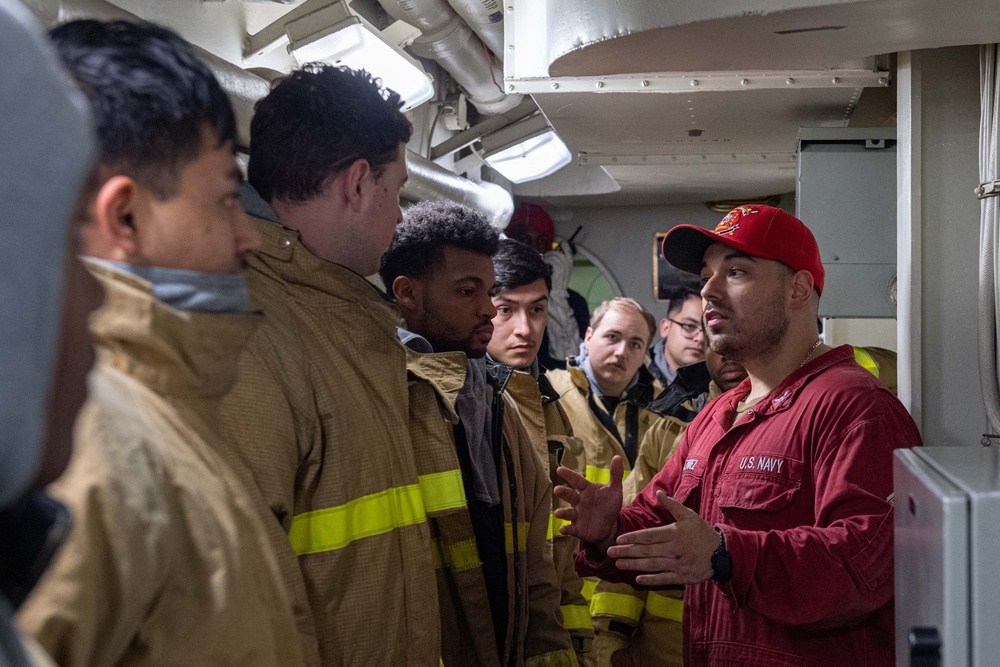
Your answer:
[817,350,897,398]
[54,367,173,507]
[806,351,920,436]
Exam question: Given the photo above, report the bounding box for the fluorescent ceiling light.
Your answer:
[482,115,572,184]
[285,2,434,111]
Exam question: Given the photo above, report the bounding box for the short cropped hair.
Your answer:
[493,239,552,293]
[667,285,702,317]
[50,20,236,201]
[590,297,656,348]
[248,64,413,203]
[380,201,500,288]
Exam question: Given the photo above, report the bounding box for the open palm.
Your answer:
[553,455,624,550]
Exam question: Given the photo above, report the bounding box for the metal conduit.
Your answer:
[20,0,514,228]
[375,0,522,116]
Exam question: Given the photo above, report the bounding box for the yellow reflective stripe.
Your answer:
[590,591,645,622]
[547,513,572,540]
[581,578,597,602]
[288,484,425,556]
[585,465,631,485]
[560,604,593,630]
[432,538,481,572]
[853,346,879,378]
[419,470,467,513]
[505,522,529,553]
[645,591,683,622]
[585,465,611,484]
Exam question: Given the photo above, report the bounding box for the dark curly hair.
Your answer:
[493,238,552,293]
[50,20,237,200]
[379,201,500,289]
[248,64,413,203]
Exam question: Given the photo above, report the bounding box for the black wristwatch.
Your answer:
[711,527,733,583]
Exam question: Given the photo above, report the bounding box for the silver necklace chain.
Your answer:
[799,338,823,368]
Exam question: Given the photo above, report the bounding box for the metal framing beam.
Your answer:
[504,70,890,95]
[578,152,797,166]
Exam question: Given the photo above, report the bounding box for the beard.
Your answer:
[707,292,788,364]
[420,319,491,358]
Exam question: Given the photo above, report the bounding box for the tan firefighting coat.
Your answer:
[544,362,665,662]
[544,363,663,491]
[404,350,578,667]
[590,382,723,667]
[504,370,593,658]
[18,264,304,667]
[218,218,440,666]
[853,346,898,396]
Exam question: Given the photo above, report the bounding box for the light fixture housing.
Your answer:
[284,1,434,111]
[481,114,572,184]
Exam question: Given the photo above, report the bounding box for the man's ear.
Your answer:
[392,275,419,312]
[91,175,141,262]
[341,158,372,213]
[789,270,816,310]
[659,317,671,339]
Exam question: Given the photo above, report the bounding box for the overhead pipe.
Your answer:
[375,0,522,116]
[402,152,513,229]
[444,0,504,59]
[20,0,514,226]
[20,0,268,151]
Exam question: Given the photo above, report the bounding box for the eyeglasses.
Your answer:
[667,317,706,338]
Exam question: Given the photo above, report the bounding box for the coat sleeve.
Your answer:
[17,402,172,667]
[720,415,908,627]
[217,340,322,666]
[549,433,594,656]
[513,411,579,666]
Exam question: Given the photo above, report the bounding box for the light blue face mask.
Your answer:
[87,259,251,314]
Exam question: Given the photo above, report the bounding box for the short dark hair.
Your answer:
[667,285,702,317]
[50,20,236,200]
[380,201,500,289]
[493,239,552,293]
[248,64,413,203]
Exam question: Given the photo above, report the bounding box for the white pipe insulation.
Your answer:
[375,0,523,116]
[19,0,514,229]
[978,44,1000,433]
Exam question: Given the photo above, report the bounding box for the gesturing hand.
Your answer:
[606,491,719,586]
[553,455,624,554]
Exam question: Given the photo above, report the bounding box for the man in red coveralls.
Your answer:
[554,204,921,666]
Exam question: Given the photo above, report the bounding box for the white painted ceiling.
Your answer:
[510,0,1000,207]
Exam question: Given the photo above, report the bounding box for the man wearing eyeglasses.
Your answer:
[650,285,708,386]
[648,286,711,421]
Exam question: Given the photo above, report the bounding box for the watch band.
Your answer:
[711,526,733,583]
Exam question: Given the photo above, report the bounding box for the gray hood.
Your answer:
[0,0,95,507]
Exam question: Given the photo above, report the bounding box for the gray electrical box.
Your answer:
[797,128,897,318]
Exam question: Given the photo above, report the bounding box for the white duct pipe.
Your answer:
[375,0,522,116]
[402,151,513,229]
[20,0,514,226]
[444,0,504,58]
[979,44,1000,433]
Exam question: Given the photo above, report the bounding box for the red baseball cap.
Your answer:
[660,204,825,295]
